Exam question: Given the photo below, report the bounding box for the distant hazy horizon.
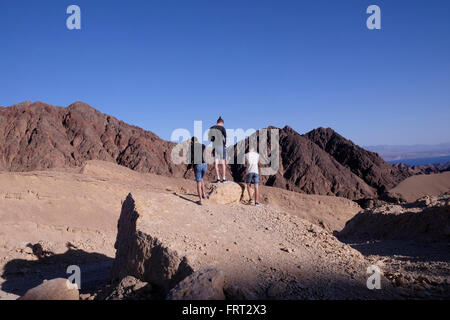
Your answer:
[366,142,450,162]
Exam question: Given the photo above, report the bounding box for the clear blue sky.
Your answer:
[1,0,449,145]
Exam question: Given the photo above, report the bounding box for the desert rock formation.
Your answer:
[339,194,450,242]
[0,101,184,176]
[304,127,412,195]
[109,193,395,299]
[0,161,448,299]
[230,126,377,200]
[0,101,418,201]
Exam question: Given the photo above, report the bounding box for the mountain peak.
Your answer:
[304,128,411,194]
[67,101,96,111]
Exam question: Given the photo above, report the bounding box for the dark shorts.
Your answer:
[245,172,259,185]
[212,145,226,160]
[194,163,207,182]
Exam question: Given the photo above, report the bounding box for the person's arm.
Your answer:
[222,127,227,145]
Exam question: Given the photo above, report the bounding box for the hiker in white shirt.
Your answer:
[245,147,260,206]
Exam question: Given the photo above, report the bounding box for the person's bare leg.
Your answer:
[214,159,220,181]
[196,181,202,203]
[247,184,252,201]
[221,160,226,180]
[255,184,259,204]
[201,180,206,198]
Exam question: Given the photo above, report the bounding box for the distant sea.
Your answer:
[388,155,450,166]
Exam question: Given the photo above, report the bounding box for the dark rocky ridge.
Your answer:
[303,127,412,195]
[0,101,186,176]
[229,126,377,200]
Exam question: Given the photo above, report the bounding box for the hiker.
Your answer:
[245,147,260,206]
[187,137,208,205]
[208,116,227,183]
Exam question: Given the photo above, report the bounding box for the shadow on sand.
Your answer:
[1,248,113,297]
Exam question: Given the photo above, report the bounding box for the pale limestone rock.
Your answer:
[207,182,244,205]
[19,278,79,300]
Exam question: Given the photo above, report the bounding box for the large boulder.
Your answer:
[111,194,194,294]
[19,278,79,300]
[95,276,153,300]
[167,268,225,300]
[207,182,244,204]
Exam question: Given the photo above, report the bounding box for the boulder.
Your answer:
[207,182,244,204]
[19,278,79,300]
[111,194,194,294]
[166,268,225,300]
[98,276,153,300]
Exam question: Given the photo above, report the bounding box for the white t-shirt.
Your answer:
[245,152,260,174]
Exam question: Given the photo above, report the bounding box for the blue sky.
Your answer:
[1,0,449,145]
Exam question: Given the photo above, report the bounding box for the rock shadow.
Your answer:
[1,248,113,297]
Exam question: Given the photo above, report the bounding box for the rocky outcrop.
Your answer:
[111,194,194,294]
[19,278,79,300]
[94,276,154,300]
[166,269,225,300]
[0,101,185,177]
[230,126,377,200]
[109,192,396,299]
[339,194,450,242]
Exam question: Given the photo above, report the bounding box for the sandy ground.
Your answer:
[390,171,450,202]
[0,161,448,299]
[0,161,361,299]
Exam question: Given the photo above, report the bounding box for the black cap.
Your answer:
[217,116,224,124]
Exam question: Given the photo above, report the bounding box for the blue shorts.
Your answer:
[194,163,207,182]
[245,173,259,185]
[212,145,226,160]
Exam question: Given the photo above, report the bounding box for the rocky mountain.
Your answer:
[0,101,411,200]
[0,101,185,176]
[304,127,411,195]
[230,126,377,200]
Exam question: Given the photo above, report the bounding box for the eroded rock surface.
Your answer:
[167,268,225,300]
[110,193,396,299]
